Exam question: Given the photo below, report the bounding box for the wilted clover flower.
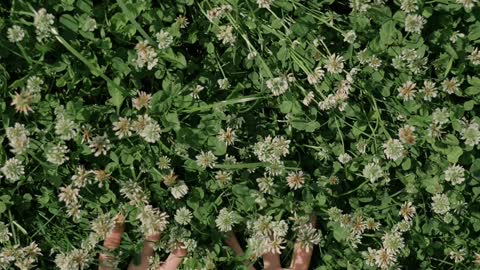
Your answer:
[286,171,305,190]
[383,139,404,161]
[307,67,325,85]
[444,164,465,185]
[460,121,480,146]
[431,193,450,215]
[374,247,397,269]
[266,76,289,96]
[1,157,25,182]
[11,90,34,114]
[174,207,193,225]
[132,91,152,110]
[34,8,55,42]
[295,223,322,252]
[72,166,91,188]
[362,162,383,183]
[195,150,217,169]
[399,201,416,221]
[157,156,171,170]
[449,248,466,264]
[215,208,240,232]
[397,81,417,101]
[156,29,173,50]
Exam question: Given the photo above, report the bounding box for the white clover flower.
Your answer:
[374,248,397,269]
[302,91,315,106]
[256,175,274,194]
[27,76,44,93]
[325,53,345,74]
[444,164,465,185]
[343,30,357,43]
[55,116,78,141]
[156,30,173,50]
[460,122,480,146]
[431,107,449,125]
[157,156,171,170]
[90,213,116,240]
[0,222,12,244]
[257,0,274,8]
[174,207,193,225]
[195,150,217,169]
[399,201,416,221]
[217,25,236,46]
[0,158,25,183]
[120,180,149,205]
[132,91,152,110]
[397,81,417,101]
[307,67,325,85]
[286,171,305,190]
[46,144,70,165]
[266,76,289,96]
[404,14,426,34]
[170,181,189,199]
[217,127,236,146]
[383,139,405,161]
[400,0,418,13]
[191,84,204,99]
[215,170,232,187]
[419,80,437,101]
[34,8,55,42]
[456,0,478,11]
[449,248,466,263]
[137,205,169,236]
[442,77,460,94]
[139,122,161,143]
[88,134,111,156]
[72,166,91,188]
[112,117,133,139]
[253,135,291,163]
[7,25,26,43]
[338,153,352,164]
[215,208,239,232]
[134,40,158,70]
[468,47,480,65]
[6,123,30,155]
[382,231,405,255]
[431,193,450,215]
[217,78,230,89]
[362,162,383,183]
[58,185,80,206]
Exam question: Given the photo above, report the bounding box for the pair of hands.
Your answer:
[98,214,316,270]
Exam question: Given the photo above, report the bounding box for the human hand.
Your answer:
[225,216,317,270]
[98,214,187,270]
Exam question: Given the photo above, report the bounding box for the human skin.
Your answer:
[99,214,316,270]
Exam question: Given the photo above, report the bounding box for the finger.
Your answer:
[127,233,161,270]
[225,231,256,270]
[157,243,187,270]
[290,216,317,270]
[262,251,281,270]
[99,213,125,270]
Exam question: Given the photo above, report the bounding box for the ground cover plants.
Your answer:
[1,0,480,269]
